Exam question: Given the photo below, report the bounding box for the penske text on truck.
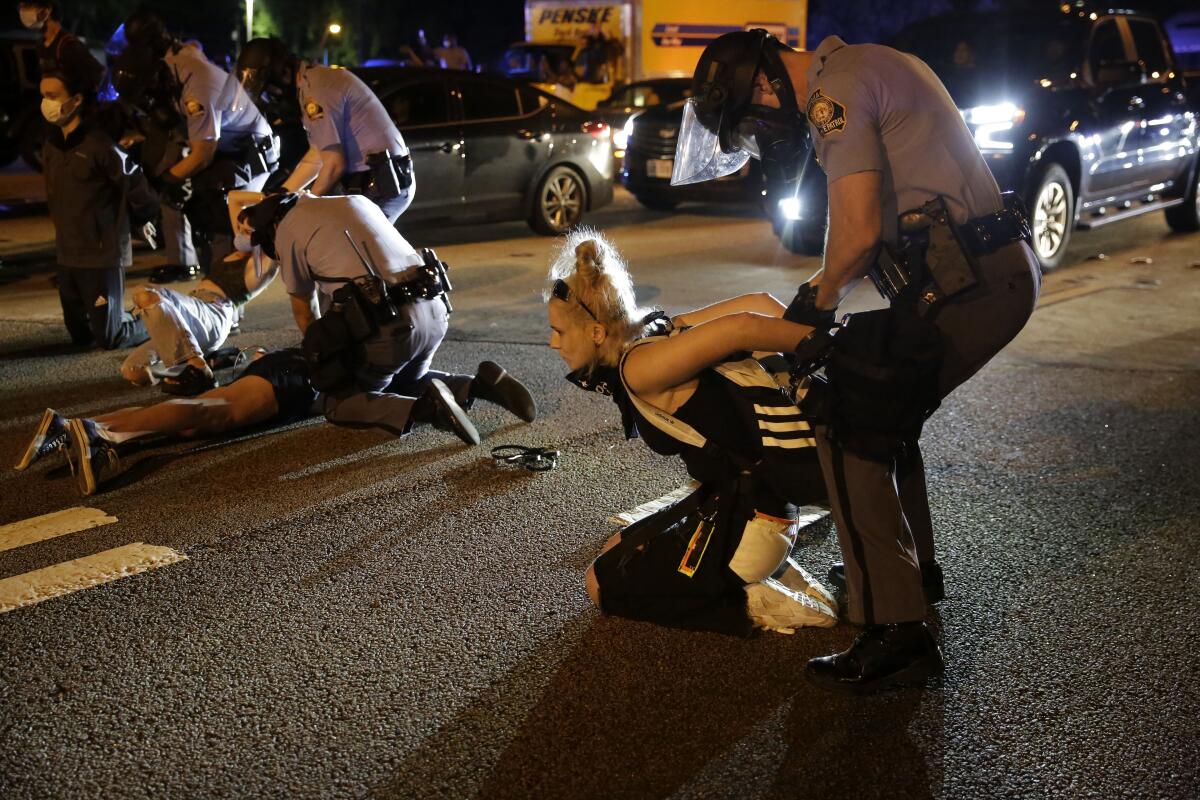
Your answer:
[518,0,807,108]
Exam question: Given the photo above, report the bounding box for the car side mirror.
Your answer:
[1095,59,1144,86]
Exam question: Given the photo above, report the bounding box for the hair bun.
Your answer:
[575,239,603,274]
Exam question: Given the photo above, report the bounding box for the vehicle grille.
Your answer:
[629,122,678,159]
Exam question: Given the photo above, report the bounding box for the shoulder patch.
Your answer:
[184,98,205,117]
[303,98,325,121]
[806,89,846,137]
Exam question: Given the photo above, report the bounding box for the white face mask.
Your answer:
[20,8,45,30]
[41,96,79,126]
[232,232,255,253]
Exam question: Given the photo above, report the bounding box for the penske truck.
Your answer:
[503,0,808,109]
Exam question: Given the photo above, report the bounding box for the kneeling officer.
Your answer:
[238,192,536,443]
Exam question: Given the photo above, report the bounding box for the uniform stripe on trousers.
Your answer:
[831,440,873,625]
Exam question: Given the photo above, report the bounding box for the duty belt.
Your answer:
[867,191,1032,305]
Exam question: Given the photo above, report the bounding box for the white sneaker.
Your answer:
[775,557,837,610]
[745,578,837,633]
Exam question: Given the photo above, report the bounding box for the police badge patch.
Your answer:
[303,99,324,121]
[807,89,846,137]
[184,98,205,117]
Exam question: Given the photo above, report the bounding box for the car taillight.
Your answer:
[582,120,609,138]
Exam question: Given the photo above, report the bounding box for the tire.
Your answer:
[528,166,587,235]
[633,193,678,212]
[1028,163,1073,270]
[1164,156,1200,233]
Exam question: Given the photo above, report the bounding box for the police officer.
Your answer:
[674,30,1041,692]
[112,10,279,281]
[234,38,414,222]
[237,192,535,442]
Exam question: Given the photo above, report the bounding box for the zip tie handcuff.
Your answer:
[490,445,559,472]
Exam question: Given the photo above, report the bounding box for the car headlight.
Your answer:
[778,196,802,221]
[960,102,1026,152]
[614,116,634,151]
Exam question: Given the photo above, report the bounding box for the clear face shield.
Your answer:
[217,68,261,117]
[670,98,751,186]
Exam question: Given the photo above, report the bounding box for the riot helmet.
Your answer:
[239,192,299,261]
[110,45,174,110]
[224,37,299,117]
[672,29,809,187]
[123,8,171,59]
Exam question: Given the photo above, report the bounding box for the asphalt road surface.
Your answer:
[1,190,1197,799]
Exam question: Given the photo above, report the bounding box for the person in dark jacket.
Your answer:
[20,0,105,92]
[41,70,157,349]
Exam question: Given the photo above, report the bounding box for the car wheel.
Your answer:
[529,166,587,235]
[633,193,678,212]
[1164,155,1200,233]
[1029,163,1073,270]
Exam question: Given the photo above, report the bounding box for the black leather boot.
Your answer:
[410,379,480,446]
[828,561,945,604]
[470,361,537,422]
[806,621,943,694]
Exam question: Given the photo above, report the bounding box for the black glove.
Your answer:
[159,173,193,210]
[783,282,836,330]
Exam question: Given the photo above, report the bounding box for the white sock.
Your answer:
[94,423,151,444]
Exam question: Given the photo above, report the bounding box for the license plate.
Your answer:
[647,158,673,179]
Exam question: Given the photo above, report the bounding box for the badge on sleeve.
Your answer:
[184,98,205,117]
[807,89,846,137]
[303,98,324,121]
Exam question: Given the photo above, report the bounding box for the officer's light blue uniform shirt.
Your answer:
[298,64,407,174]
[164,44,272,148]
[275,194,423,299]
[803,35,1002,243]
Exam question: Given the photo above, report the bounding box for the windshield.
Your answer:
[499,45,576,80]
[891,14,1085,89]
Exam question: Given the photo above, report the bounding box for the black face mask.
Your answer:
[732,104,813,187]
[565,364,639,439]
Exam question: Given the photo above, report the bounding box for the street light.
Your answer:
[321,22,342,65]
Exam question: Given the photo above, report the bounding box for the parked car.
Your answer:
[594,77,692,160]
[0,30,42,169]
[889,7,1200,268]
[355,67,614,235]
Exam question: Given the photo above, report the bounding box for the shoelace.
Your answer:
[490,445,559,472]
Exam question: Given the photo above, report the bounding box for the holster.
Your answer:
[300,282,381,393]
[362,151,413,201]
[237,134,278,177]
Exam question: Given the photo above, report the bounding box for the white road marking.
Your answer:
[610,482,829,530]
[0,543,186,614]
[0,506,118,554]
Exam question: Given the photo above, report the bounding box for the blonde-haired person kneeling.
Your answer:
[546,231,837,635]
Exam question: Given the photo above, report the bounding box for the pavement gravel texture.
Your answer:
[1,196,1197,799]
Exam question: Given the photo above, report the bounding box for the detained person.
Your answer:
[546,231,837,636]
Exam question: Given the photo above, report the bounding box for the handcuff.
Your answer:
[490,445,559,472]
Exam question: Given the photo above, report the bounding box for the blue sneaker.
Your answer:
[66,418,122,496]
[14,408,69,471]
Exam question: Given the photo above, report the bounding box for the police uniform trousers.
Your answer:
[186,154,273,275]
[153,140,199,270]
[342,171,416,225]
[818,241,1041,625]
[322,294,473,436]
[56,265,148,350]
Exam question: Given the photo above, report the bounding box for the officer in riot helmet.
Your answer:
[676,30,1041,692]
[112,9,279,283]
[235,191,535,442]
[235,37,414,223]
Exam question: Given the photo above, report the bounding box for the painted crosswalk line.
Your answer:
[0,543,186,614]
[0,507,118,554]
[610,482,829,529]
